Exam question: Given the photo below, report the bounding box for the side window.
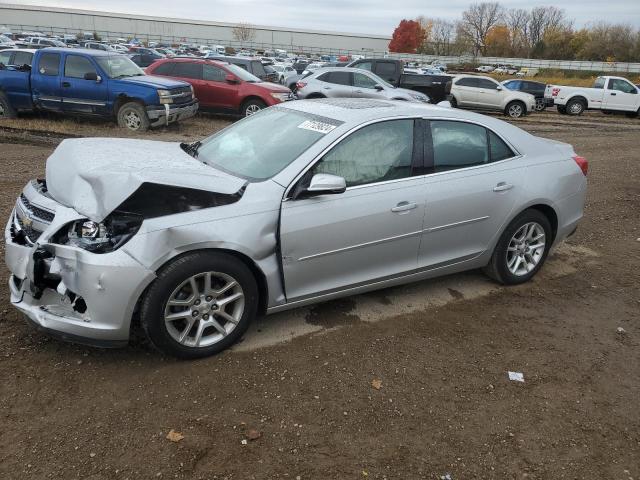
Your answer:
[38,53,60,76]
[430,121,488,172]
[173,62,202,79]
[251,61,266,77]
[64,55,96,79]
[354,61,373,71]
[455,77,478,87]
[203,64,226,82]
[593,77,606,89]
[609,79,636,94]
[152,62,176,76]
[353,72,378,89]
[477,78,499,90]
[504,80,520,90]
[489,130,515,162]
[326,71,351,86]
[375,62,397,79]
[0,51,11,66]
[311,120,414,187]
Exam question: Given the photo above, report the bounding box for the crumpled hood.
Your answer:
[45,138,246,222]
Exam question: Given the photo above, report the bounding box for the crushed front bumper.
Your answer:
[147,100,199,127]
[5,183,156,347]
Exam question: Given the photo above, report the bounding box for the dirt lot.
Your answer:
[0,109,639,480]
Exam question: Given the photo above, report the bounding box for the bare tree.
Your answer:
[431,19,455,55]
[505,8,530,55]
[459,2,504,56]
[232,23,256,45]
[528,6,566,48]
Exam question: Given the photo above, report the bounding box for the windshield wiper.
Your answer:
[180,141,202,158]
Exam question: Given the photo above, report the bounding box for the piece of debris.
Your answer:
[440,474,453,480]
[247,429,262,441]
[508,371,525,383]
[616,327,626,334]
[89,452,96,458]
[241,439,248,445]
[371,379,382,390]
[166,429,184,443]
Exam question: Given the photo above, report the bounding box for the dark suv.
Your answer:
[205,55,277,83]
[503,79,553,111]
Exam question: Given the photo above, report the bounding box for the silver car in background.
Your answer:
[5,99,587,359]
[296,67,430,103]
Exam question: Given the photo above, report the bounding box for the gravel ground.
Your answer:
[0,109,638,480]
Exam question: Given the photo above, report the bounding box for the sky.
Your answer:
[6,0,640,35]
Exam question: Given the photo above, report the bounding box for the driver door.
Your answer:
[279,119,425,301]
[475,78,503,108]
[604,78,639,112]
[60,54,109,114]
[352,71,385,99]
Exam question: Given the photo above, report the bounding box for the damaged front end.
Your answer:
[6,179,156,347]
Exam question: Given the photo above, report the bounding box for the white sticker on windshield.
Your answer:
[298,120,337,134]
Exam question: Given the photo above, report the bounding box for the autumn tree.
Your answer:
[388,19,425,53]
[485,25,511,56]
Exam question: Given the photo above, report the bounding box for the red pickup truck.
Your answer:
[147,58,294,116]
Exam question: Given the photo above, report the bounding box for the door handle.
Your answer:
[62,82,71,87]
[391,201,417,213]
[610,92,617,96]
[493,182,514,192]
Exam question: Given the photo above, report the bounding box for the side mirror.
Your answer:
[496,85,503,91]
[306,173,346,195]
[84,71,98,81]
[374,84,384,91]
[225,74,239,84]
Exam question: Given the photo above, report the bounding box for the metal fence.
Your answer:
[5,23,640,74]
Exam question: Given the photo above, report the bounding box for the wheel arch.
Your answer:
[566,95,587,107]
[241,95,267,109]
[113,94,145,116]
[305,93,326,99]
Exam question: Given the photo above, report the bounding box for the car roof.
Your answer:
[156,57,230,67]
[2,48,37,53]
[33,47,120,57]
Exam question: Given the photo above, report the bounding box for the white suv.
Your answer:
[449,75,536,118]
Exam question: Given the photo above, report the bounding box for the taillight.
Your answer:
[573,155,588,176]
[295,82,306,90]
[552,87,560,97]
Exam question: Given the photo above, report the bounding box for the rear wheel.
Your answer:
[241,98,266,117]
[557,105,567,114]
[449,96,458,108]
[141,252,258,359]
[506,100,526,118]
[534,98,546,111]
[566,98,585,115]
[483,209,552,285]
[0,92,17,119]
[117,102,150,131]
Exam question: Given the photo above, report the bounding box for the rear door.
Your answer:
[604,78,639,112]
[453,77,479,106]
[280,119,426,301]
[316,71,353,97]
[60,53,109,114]
[475,77,504,108]
[419,120,524,268]
[31,51,63,111]
[171,61,205,99]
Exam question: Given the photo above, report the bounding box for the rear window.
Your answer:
[0,51,11,65]
[455,77,478,87]
[375,62,396,79]
[38,53,60,76]
[593,77,606,89]
[173,62,202,79]
[320,71,351,86]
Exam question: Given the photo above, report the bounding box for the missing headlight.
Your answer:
[53,211,143,254]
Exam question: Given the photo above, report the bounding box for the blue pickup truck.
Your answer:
[0,48,198,131]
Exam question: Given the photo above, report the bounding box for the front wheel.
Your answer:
[483,209,552,285]
[506,100,526,118]
[141,252,258,359]
[241,98,266,117]
[117,102,150,131]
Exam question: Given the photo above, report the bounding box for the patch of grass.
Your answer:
[487,69,640,87]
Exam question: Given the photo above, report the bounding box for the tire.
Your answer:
[534,98,546,112]
[505,100,526,118]
[483,209,552,286]
[141,251,259,359]
[625,110,639,119]
[305,93,326,100]
[557,105,567,115]
[0,92,17,119]
[449,96,458,108]
[241,98,266,117]
[566,98,585,116]
[117,102,150,131]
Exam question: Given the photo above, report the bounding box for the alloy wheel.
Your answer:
[124,110,142,130]
[245,104,262,116]
[164,271,245,348]
[535,98,545,111]
[506,222,546,276]
[568,102,583,115]
[508,104,523,118]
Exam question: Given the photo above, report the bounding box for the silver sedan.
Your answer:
[6,99,587,358]
[296,67,430,103]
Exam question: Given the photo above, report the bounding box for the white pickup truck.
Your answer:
[545,76,640,117]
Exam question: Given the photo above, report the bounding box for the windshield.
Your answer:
[95,55,145,78]
[196,108,340,180]
[226,63,261,82]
